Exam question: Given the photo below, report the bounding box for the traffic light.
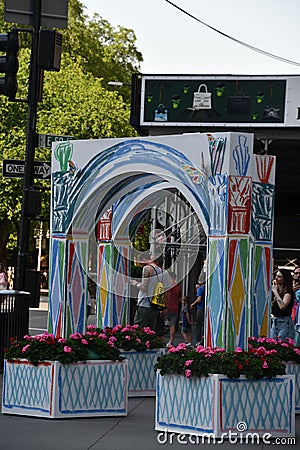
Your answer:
[0,29,19,100]
[38,30,62,72]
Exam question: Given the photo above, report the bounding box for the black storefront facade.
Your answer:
[130,73,300,271]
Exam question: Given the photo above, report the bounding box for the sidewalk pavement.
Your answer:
[3,296,297,449]
[0,374,299,450]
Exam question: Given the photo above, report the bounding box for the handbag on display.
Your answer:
[227,96,251,114]
[263,106,280,120]
[227,80,250,115]
[154,104,168,121]
[263,85,280,120]
[192,84,212,110]
[263,83,280,120]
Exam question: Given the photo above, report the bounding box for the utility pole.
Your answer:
[14,0,41,291]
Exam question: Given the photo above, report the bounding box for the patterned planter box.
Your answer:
[285,362,300,414]
[121,349,165,396]
[156,372,295,437]
[2,359,128,418]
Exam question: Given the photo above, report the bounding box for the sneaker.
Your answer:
[166,342,174,348]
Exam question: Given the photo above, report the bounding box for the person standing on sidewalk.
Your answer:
[271,268,294,340]
[181,296,193,345]
[0,263,8,290]
[190,273,206,346]
[166,272,182,347]
[131,253,170,332]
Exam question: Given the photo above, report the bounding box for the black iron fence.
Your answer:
[0,291,30,369]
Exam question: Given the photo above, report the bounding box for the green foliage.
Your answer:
[133,220,151,252]
[38,53,134,140]
[64,0,142,100]
[0,0,141,263]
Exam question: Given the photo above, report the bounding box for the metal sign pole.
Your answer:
[15,0,41,290]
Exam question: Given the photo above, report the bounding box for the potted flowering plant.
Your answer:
[155,343,295,438]
[2,332,128,419]
[99,324,165,352]
[87,324,165,397]
[155,342,286,379]
[249,336,300,413]
[248,336,300,363]
[4,331,123,366]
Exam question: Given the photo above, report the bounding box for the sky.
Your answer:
[82,0,300,76]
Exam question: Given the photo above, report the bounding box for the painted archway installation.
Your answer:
[49,133,275,351]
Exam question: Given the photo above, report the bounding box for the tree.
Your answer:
[0,0,142,265]
[64,0,143,102]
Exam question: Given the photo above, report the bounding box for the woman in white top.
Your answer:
[0,263,8,290]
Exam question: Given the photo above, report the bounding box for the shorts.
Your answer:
[181,324,191,334]
[134,306,159,332]
[167,312,178,327]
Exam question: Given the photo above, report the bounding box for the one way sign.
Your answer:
[2,159,51,179]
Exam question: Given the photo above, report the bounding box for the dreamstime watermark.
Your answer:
[156,421,296,445]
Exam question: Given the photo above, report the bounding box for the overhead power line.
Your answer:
[164,0,300,68]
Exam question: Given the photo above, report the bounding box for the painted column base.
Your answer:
[285,362,300,414]
[156,372,295,437]
[2,359,128,418]
[121,349,165,396]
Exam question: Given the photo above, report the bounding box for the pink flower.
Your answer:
[81,339,88,345]
[121,327,130,333]
[143,327,156,335]
[185,359,193,367]
[145,340,150,349]
[69,333,82,340]
[235,347,243,353]
[63,346,72,353]
[168,346,177,353]
[185,369,192,378]
[23,335,32,340]
[86,324,96,331]
[58,338,66,343]
[196,346,206,354]
[22,344,30,353]
[177,343,188,351]
[262,361,268,369]
[256,346,267,355]
[136,338,142,344]
[125,335,131,340]
[99,333,108,340]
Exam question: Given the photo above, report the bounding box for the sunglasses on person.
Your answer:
[294,271,300,276]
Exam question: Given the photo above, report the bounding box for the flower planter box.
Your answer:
[121,348,165,396]
[156,372,295,437]
[2,359,128,418]
[285,362,300,414]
